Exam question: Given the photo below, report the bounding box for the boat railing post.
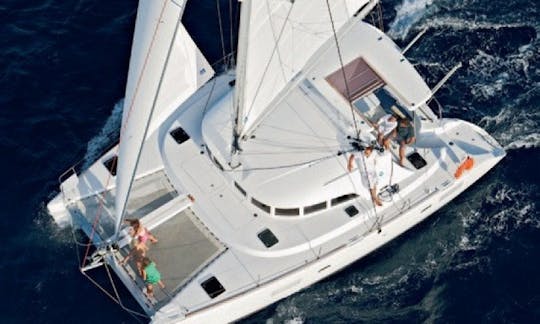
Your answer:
[402,27,429,55]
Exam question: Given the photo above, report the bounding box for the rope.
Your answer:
[229,0,235,67]
[325,0,360,139]
[224,150,341,172]
[377,1,384,32]
[81,268,149,322]
[216,0,228,66]
[104,261,148,322]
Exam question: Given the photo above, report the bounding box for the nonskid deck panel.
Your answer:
[118,207,226,309]
[68,170,178,239]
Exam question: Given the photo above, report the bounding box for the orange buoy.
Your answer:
[454,156,475,179]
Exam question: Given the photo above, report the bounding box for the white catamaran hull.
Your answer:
[47,0,506,323]
[150,143,502,323]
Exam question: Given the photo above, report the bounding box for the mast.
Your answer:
[232,0,252,156]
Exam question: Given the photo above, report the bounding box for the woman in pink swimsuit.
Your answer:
[125,218,158,244]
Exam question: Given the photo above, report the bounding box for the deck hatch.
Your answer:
[201,276,226,299]
[257,228,279,248]
[344,205,359,217]
[103,155,118,176]
[407,152,427,169]
[326,57,384,100]
[170,127,190,144]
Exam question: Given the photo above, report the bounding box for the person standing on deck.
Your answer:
[376,114,398,149]
[141,257,165,298]
[125,218,158,245]
[394,118,415,166]
[348,146,383,206]
[120,237,148,276]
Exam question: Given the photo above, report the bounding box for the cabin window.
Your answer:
[304,202,327,214]
[200,276,225,299]
[344,205,359,217]
[373,88,412,120]
[275,208,300,216]
[257,228,279,248]
[251,198,271,213]
[331,194,358,206]
[103,155,118,176]
[234,182,246,196]
[170,127,190,144]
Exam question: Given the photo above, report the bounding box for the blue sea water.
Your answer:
[0,0,538,323]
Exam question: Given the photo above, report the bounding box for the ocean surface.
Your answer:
[0,0,538,323]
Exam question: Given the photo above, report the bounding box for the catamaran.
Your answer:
[47,0,505,322]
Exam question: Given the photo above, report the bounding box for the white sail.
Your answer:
[234,0,371,137]
[115,0,214,236]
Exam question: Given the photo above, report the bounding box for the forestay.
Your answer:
[234,0,371,137]
[115,0,214,236]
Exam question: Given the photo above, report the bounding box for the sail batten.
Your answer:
[233,0,371,138]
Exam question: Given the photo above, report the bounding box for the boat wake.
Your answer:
[388,0,433,39]
[82,99,124,168]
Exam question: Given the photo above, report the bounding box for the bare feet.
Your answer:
[373,198,383,206]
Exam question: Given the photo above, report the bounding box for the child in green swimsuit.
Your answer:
[141,257,165,298]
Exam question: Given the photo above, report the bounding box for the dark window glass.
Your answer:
[331,193,358,206]
[234,182,246,196]
[275,208,300,216]
[252,198,271,213]
[103,155,118,176]
[304,201,327,214]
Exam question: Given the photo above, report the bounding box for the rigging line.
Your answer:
[265,0,288,84]
[325,0,360,139]
[377,1,384,32]
[216,0,228,66]
[243,2,295,122]
[115,4,185,241]
[229,0,235,67]
[80,269,149,321]
[201,76,219,117]
[104,261,148,323]
[223,151,341,172]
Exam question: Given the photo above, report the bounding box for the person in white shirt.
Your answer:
[347,146,383,206]
[376,114,397,149]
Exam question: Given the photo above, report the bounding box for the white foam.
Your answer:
[82,99,124,168]
[478,105,540,150]
[419,16,528,32]
[388,0,433,39]
[462,184,539,245]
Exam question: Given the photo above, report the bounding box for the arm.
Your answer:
[347,154,355,172]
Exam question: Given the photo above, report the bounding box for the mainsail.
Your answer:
[234,0,371,137]
[114,0,214,236]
